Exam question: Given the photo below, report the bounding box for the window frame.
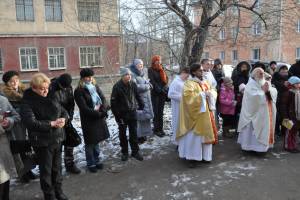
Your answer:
[252,48,261,60]
[19,47,39,72]
[44,0,63,22]
[232,50,238,61]
[77,0,100,22]
[296,47,300,60]
[47,47,66,70]
[219,29,226,40]
[79,46,104,68]
[15,0,35,21]
[0,49,3,72]
[252,21,262,36]
[220,51,225,61]
[297,19,300,33]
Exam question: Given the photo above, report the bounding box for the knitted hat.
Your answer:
[223,77,233,86]
[57,73,72,88]
[288,76,300,85]
[120,67,131,77]
[2,70,19,83]
[133,59,143,67]
[80,68,94,78]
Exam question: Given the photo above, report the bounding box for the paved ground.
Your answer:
[11,136,300,200]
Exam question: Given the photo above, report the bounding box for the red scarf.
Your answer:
[151,55,168,85]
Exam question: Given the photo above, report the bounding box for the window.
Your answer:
[297,19,300,33]
[80,46,104,67]
[252,48,261,60]
[232,50,238,61]
[0,49,3,71]
[45,0,62,21]
[219,29,225,40]
[77,0,100,22]
[203,52,209,59]
[19,47,38,71]
[252,21,262,35]
[297,48,300,59]
[232,26,239,39]
[48,47,65,69]
[220,51,225,60]
[15,0,34,21]
[232,6,239,16]
[254,0,262,9]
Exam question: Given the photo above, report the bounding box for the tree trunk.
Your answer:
[189,27,209,65]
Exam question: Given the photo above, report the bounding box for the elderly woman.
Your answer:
[74,68,110,173]
[129,59,154,143]
[20,73,68,200]
[0,95,20,200]
[1,70,35,183]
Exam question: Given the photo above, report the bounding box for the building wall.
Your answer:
[0,36,120,80]
[0,0,120,36]
[194,0,300,65]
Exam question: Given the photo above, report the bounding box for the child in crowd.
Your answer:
[219,77,236,138]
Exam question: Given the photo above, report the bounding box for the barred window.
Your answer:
[16,0,34,21]
[45,0,62,22]
[77,0,100,22]
[48,47,65,69]
[19,47,38,71]
[80,46,104,67]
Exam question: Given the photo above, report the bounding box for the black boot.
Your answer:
[65,164,81,174]
[132,152,143,161]
[55,191,68,200]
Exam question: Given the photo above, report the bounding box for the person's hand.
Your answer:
[1,118,10,128]
[261,82,269,92]
[284,81,289,87]
[232,100,237,106]
[57,118,65,128]
[94,104,100,111]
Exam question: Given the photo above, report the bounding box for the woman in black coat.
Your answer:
[74,68,109,173]
[20,73,69,200]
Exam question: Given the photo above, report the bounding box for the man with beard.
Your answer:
[237,68,277,153]
[272,65,289,136]
[176,63,218,168]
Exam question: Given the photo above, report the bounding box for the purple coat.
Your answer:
[219,83,235,115]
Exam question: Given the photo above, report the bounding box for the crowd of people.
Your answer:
[1,55,300,200]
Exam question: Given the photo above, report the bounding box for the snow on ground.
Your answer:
[70,102,173,171]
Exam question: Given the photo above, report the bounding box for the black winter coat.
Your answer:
[48,79,75,121]
[111,80,144,122]
[148,67,168,96]
[20,88,68,147]
[74,84,110,145]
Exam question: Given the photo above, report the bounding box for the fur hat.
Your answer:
[2,70,19,83]
[80,68,94,78]
[57,73,72,88]
[120,67,131,77]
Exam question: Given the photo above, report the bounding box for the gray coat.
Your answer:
[0,96,19,183]
[131,70,154,137]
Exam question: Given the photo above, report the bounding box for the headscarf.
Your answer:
[151,55,168,85]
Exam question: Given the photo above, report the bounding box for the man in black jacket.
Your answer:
[48,73,81,174]
[111,67,144,161]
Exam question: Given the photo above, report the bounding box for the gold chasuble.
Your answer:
[176,79,218,144]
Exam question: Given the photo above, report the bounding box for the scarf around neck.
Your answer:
[151,63,168,85]
[84,82,102,107]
